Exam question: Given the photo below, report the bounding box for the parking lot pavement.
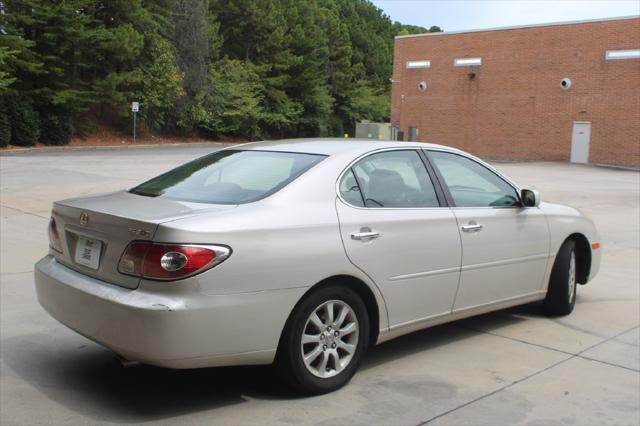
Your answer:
[1,145,638,425]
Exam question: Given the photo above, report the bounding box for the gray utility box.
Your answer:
[355,121,393,140]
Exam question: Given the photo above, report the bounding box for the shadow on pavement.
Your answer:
[2,304,541,423]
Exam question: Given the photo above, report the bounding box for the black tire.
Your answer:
[543,239,577,316]
[276,284,369,395]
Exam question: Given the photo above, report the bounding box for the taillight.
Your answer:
[48,217,63,253]
[118,242,230,280]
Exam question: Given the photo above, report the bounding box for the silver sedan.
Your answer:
[35,139,601,394]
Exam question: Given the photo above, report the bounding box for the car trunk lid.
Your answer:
[51,190,236,289]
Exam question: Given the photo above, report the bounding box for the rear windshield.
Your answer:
[130,149,326,204]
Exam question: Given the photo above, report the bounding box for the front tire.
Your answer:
[276,284,369,394]
[543,240,577,316]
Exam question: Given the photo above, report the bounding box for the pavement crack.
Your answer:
[0,204,49,220]
[417,325,640,425]
[417,355,574,425]
[459,324,576,357]
[577,355,639,373]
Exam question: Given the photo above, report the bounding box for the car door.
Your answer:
[426,149,550,312]
[335,149,462,328]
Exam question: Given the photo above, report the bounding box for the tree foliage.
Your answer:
[0,0,440,145]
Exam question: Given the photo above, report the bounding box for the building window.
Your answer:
[605,49,640,60]
[454,57,482,67]
[406,60,431,69]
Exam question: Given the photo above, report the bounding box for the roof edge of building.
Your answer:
[395,15,640,40]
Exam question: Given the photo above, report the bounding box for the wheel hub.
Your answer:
[300,300,359,378]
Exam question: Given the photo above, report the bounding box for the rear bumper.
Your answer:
[34,255,306,368]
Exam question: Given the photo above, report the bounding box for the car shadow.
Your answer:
[2,303,543,423]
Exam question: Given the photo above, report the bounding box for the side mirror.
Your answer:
[521,188,540,207]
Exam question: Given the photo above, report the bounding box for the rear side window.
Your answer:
[131,150,326,204]
[339,150,440,208]
[339,169,365,207]
[429,151,520,207]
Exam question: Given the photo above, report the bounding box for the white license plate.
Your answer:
[74,236,102,270]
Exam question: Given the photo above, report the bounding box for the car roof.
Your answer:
[237,138,457,156]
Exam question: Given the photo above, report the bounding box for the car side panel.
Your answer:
[152,157,392,339]
[539,202,602,284]
[451,207,551,310]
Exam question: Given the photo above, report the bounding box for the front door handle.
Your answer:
[351,227,380,241]
[461,222,483,233]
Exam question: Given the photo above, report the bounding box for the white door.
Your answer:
[427,150,550,311]
[570,122,591,164]
[336,149,462,327]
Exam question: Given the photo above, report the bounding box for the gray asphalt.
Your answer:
[1,144,638,425]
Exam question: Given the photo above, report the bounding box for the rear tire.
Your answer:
[543,240,577,316]
[276,284,369,395]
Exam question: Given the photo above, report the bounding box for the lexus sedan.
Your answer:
[35,139,601,394]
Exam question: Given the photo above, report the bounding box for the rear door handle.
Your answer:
[351,227,380,241]
[461,223,483,233]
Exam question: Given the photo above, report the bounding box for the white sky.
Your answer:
[371,0,640,32]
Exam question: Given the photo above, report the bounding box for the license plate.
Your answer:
[74,236,102,270]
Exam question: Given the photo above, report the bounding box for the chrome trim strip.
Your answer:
[388,253,550,282]
[461,253,551,272]
[390,266,460,282]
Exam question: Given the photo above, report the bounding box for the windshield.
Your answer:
[130,149,326,204]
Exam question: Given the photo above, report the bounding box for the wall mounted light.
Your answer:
[454,57,482,67]
[605,49,640,60]
[406,60,431,69]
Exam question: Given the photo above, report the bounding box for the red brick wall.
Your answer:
[391,18,640,167]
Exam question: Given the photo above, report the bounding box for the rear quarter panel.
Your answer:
[149,154,391,331]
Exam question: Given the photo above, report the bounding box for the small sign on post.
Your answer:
[131,102,140,144]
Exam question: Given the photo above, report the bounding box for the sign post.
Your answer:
[131,101,140,144]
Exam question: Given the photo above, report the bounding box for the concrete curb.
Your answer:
[0,141,241,156]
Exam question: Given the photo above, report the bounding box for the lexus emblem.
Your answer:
[79,212,89,226]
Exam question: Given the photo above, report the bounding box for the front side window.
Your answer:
[131,150,326,204]
[339,150,439,208]
[428,151,520,207]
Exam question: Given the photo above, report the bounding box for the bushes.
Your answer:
[8,97,40,147]
[39,109,73,146]
[0,99,10,148]
[0,95,73,147]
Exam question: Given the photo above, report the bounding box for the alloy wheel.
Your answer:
[300,300,359,378]
[568,251,577,302]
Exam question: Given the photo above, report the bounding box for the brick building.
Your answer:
[390,16,640,167]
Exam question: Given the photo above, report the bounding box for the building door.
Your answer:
[570,122,591,164]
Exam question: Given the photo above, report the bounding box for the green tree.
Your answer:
[200,57,266,138]
[0,97,10,147]
[1,0,439,142]
[173,0,209,97]
[7,95,40,146]
[139,37,184,130]
[0,46,17,93]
